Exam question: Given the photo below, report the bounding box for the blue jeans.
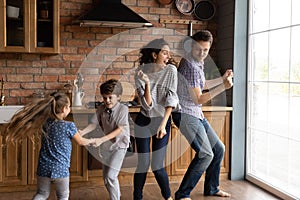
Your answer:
[33,176,69,200]
[172,112,225,199]
[133,113,171,200]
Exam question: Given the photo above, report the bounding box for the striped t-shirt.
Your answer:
[135,64,179,118]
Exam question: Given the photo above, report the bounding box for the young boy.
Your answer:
[79,79,130,200]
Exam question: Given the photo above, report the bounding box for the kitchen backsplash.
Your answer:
[0,0,225,105]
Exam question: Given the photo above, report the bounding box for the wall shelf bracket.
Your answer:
[159,18,204,25]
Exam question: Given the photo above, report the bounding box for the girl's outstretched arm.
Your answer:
[73,132,95,146]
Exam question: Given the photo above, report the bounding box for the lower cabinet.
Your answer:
[0,124,27,187]
[0,108,231,192]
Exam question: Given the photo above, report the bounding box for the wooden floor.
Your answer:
[0,180,281,200]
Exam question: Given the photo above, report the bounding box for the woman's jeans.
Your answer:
[172,112,225,199]
[33,176,69,200]
[133,113,171,200]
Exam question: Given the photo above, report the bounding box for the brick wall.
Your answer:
[0,0,218,105]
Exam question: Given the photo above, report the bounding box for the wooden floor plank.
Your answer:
[0,180,281,200]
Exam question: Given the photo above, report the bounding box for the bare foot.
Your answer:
[214,190,231,197]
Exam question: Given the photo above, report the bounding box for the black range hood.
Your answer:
[74,0,153,28]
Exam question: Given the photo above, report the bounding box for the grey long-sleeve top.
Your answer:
[135,64,180,118]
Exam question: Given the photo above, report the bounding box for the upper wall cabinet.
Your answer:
[0,0,60,54]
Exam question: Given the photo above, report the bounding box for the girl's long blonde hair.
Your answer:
[3,92,69,144]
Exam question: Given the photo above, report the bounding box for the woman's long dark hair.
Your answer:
[3,92,69,144]
[139,38,169,65]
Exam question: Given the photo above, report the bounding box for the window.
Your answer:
[247,0,300,199]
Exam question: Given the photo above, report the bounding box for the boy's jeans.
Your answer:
[101,148,127,200]
[172,112,225,199]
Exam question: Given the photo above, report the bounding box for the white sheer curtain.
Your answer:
[247,0,300,199]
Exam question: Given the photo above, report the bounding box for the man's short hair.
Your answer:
[192,30,213,45]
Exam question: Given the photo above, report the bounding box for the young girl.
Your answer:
[134,38,179,200]
[3,92,95,200]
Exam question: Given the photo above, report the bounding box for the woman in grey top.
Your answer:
[133,38,179,200]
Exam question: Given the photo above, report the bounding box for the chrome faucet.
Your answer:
[0,78,5,106]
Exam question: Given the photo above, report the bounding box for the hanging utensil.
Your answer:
[194,0,216,21]
[175,0,195,15]
[189,21,193,36]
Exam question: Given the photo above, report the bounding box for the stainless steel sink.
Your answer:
[0,105,24,123]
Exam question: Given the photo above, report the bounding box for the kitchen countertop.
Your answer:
[0,105,233,124]
[0,105,24,123]
[70,105,141,113]
[70,106,233,114]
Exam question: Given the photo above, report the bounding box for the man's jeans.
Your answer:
[172,112,225,199]
[133,113,171,200]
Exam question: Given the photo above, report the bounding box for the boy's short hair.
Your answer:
[100,79,123,96]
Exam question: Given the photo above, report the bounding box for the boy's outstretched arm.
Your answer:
[79,124,97,137]
[93,126,123,147]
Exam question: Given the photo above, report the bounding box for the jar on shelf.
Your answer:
[39,1,51,19]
